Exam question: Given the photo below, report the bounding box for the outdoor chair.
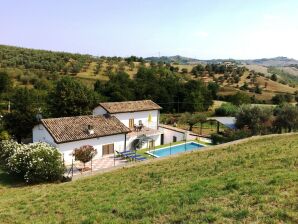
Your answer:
[133,124,138,132]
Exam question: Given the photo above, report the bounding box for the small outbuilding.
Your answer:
[207,117,237,133]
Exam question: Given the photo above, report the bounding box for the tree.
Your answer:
[240,82,249,91]
[48,77,100,117]
[254,84,262,94]
[73,145,97,170]
[3,88,43,142]
[0,71,12,94]
[182,80,213,112]
[215,103,238,116]
[179,112,207,132]
[271,74,278,81]
[274,104,298,133]
[229,92,251,106]
[95,72,135,102]
[207,82,220,99]
[236,105,273,135]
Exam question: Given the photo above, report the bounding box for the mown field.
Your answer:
[0,134,297,223]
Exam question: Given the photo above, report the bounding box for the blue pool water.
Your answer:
[148,142,205,157]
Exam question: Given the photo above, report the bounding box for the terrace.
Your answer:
[127,126,161,137]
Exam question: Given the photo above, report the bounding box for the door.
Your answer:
[173,136,177,143]
[102,144,114,155]
[129,119,134,129]
[149,140,154,149]
[160,134,164,145]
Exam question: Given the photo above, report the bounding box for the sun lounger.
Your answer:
[117,150,134,156]
[135,157,146,161]
[126,154,143,159]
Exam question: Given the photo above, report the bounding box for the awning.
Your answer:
[208,117,236,129]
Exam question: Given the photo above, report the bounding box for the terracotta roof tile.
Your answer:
[99,100,162,114]
[41,115,130,143]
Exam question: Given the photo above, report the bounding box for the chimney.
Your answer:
[87,125,94,135]
[104,113,111,118]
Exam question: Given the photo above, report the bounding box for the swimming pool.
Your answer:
[147,142,205,157]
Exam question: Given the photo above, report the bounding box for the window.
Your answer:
[173,136,177,142]
[129,119,134,129]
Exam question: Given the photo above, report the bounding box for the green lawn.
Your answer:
[0,134,297,223]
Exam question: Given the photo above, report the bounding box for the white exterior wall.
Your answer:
[33,124,58,147]
[57,134,126,164]
[93,106,159,130]
[186,133,198,141]
[33,124,126,165]
[158,127,186,144]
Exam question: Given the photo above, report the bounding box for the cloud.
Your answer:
[263,14,281,21]
[194,31,209,38]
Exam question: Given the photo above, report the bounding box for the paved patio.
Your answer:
[65,155,128,177]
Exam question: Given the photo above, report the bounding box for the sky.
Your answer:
[1,0,298,59]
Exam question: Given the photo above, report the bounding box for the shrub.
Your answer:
[0,130,10,141]
[273,104,298,133]
[0,141,65,183]
[211,129,251,144]
[73,145,97,169]
[211,133,226,144]
[0,140,20,165]
[215,103,238,116]
[272,93,294,105]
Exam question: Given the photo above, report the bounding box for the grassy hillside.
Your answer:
[0,134,297,223]
[268,67,298,84]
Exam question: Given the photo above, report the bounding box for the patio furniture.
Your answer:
[116,150,146,161]
[126,153,147,161]
[133,124,138,131]
[126,154,143,159]
[139,123,144,131]
[116,150,134,157]
[135,157,147,161]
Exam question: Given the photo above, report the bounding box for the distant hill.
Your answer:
[241,57,298,67]
[146,55,201,64]
[146,55,298,67]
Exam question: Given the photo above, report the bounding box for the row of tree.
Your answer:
[94,67,218,113]
[0,45,92,75]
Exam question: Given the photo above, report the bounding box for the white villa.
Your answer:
[33,100,199,164]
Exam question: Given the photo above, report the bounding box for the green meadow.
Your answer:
[0,134,297,223]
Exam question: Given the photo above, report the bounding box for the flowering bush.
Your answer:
[73,145,97,169]
[0,140,21,165]
[0,141,65,183]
